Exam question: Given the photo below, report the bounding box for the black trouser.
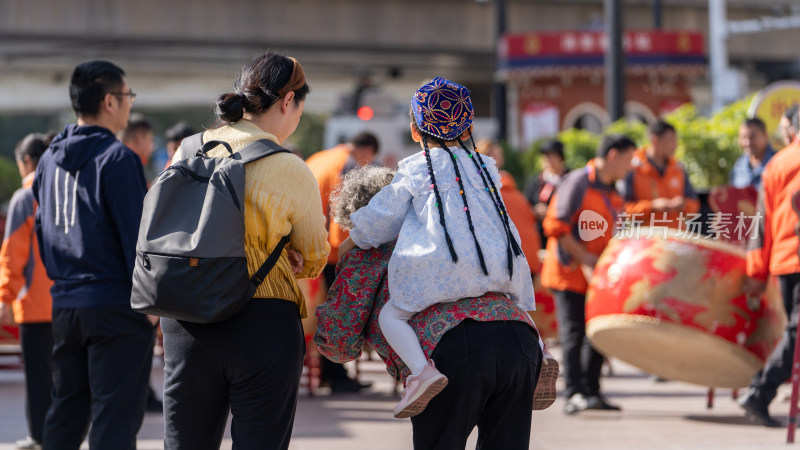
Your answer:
[751,273,800,404]
[410,320,541,450]
[162,299,304,450]
[19,322,54,443]
[553,289,605,399]
[43,306,155,450]
[320,263,352,383]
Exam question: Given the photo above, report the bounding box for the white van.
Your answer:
[324,114,498,168]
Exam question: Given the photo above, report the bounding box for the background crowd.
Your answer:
[0,45,799,449]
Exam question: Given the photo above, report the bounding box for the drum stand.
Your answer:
[787,190,800,444]
[786,312,800,443]
[704,388,737,409]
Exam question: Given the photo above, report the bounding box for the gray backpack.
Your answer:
[131,133,290,323]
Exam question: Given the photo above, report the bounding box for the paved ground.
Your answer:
[0,348,796,449]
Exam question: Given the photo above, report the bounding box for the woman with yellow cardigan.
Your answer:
[163,51,329,450]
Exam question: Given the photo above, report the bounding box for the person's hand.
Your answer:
[743,277,767,299]
[0,303,13,325]
[668,196,685,211]
[581,253,598,269]
[146,314,159,327]
[533,273,543,293]
[287,249,304,275]
[534,203,548,221]
[337,237,357,259]
[651,198,670,212]
[580,264,595,282]
[580,253,598,282]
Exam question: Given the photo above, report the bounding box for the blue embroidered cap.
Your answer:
[412,77,474,141]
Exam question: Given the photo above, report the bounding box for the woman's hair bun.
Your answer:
[215,92,245,123]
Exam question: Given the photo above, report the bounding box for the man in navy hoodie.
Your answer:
[33,60,154,449]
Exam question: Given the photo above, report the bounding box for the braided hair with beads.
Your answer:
[421,134,459,265]
[459,136,523,278]
[421,133,488,275]
[412,76,524,279]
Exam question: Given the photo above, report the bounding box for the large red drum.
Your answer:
[299,275,327,338]
[586,228,786,388]
[0,324,20,355]
[707,185,758,246]
[529,289,558,340]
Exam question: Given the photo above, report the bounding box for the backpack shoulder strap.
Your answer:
[238,139,291,289]
[249,234,291,289]
[180,132,204,156]
[180,132,242,159]
[236,139,290,164]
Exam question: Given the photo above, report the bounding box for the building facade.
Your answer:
[0,0,798,152]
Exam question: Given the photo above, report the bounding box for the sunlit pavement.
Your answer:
[0,347,795,449]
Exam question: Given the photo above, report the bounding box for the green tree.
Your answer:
[605,119,648,148]
[668,98,749,189]
[517,98,751,190]
[289,113,327,159]
[520,128,599,177]
[0,156,22,206]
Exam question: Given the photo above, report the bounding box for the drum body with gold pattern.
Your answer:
[586,228,786,388]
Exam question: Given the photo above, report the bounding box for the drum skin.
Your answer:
[586,229,786,388]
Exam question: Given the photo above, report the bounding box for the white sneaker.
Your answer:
[393,360,448,418]
[15,436,41,449]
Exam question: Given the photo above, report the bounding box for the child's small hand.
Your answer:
[338,237,357,259]
[287,249,304,274]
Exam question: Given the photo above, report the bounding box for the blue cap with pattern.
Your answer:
[412,77,474,141]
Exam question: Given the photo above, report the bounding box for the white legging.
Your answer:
[378,300,429,376]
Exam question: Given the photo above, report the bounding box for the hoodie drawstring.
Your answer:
[71,171,79,227]
[63,170,69,233]
[54,168,60,227]
[54,167,80,234]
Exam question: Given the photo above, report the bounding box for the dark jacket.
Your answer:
[33,124,147,308]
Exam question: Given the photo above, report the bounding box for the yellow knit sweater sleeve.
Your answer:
[177,121,330,319]
[242,153,329,318]
[285,164,331,280]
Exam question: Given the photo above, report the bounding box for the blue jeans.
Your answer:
[410,320,541,450]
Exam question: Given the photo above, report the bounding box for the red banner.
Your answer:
[502,30,704,60]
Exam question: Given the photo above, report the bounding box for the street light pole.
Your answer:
[494,0,507,141]
[709,0,729,112]
[653,0,662,29]
[605,0,626,121]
